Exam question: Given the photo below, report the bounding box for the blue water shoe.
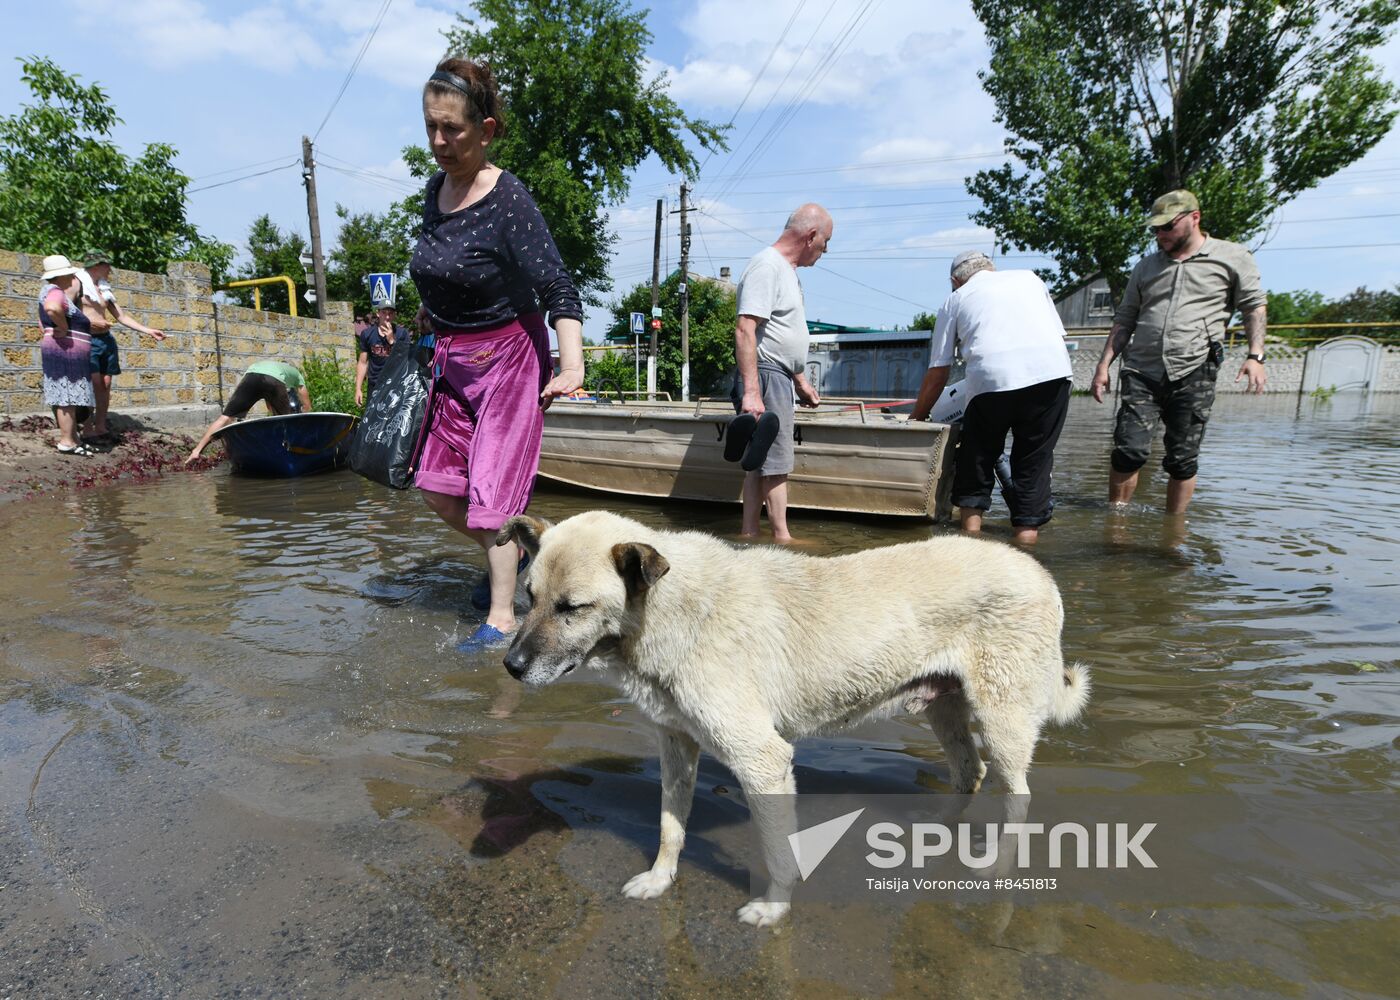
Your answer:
[457,622,513,653]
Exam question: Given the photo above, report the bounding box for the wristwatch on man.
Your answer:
[1246,352,1266,364]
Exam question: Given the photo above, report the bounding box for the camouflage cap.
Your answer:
[1147,190,1199,227]
[82,248,114,268]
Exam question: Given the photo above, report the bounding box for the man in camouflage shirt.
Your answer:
[1091,190,1268,515]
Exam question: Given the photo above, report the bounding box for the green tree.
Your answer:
[326,203,420,318]
[228,215,308,315]
[966,1,1400,302]
[1312,285,1400,328]
[600,271,736,397]
[442,0,726,304]
[909,311,937,330]
[0,57,234,282]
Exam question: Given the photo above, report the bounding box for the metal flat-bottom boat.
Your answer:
[539,397,957,520]
[212,412,357,477]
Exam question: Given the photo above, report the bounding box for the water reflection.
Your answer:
[0,394,1396,995]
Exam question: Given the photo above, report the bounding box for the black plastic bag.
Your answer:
[348,334,433,489]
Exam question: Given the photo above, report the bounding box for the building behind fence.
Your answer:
[801,321,1399,397]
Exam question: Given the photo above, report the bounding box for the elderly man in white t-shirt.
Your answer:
[911,251,1072,543]
[730,203,832,542]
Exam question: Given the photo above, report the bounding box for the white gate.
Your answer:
[1301,336,1383,393]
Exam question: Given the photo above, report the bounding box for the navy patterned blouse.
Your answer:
[410,170,583,331]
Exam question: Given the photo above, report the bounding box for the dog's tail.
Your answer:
[1049,661,1091,726]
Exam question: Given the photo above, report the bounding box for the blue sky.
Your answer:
[4,0,1399,342]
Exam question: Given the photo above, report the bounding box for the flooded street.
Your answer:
[2,394,1397,998]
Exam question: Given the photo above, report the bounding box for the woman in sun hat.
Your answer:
[37,254,97,455]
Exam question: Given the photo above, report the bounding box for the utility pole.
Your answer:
[648,198,662,399]
[301,136,328,318]
[678,182,691,402]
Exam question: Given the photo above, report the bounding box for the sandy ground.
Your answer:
[0,412,222,500]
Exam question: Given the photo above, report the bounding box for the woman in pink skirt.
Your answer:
[37,255,97,455]
[410,58,585,650]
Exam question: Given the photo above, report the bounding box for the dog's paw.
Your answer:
[737,898,789,927]
[621,869,674,900]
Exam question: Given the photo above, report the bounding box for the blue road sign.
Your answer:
[367,272,397,308]
[630,311,645,336]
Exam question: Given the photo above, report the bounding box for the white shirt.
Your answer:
[76,269,117,306]
[736,246,808,374]
[928,269,1072,399]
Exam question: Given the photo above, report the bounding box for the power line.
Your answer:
[187,161,299,193]
[312,0,395,142]
[320,163,421,197]
[316,150,424,190]
[702,0,842,196]
[710,0,881,203]
[713,0,882,202]
[699,208,933,310]
[696,0,810,179]
[189,156,300,182]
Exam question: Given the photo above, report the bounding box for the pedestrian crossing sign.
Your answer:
[367,272,397,308]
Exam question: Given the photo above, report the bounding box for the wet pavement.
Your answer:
[1,394,1396,998]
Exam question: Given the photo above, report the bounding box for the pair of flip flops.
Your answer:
[56,443,96,457]
[724,412,780,472]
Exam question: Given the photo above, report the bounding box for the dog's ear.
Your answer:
[611,542,669,597]
[495,515,551,557]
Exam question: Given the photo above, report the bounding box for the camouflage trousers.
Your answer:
[1111,360,1219,481]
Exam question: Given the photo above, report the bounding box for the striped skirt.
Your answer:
[41,331,96,408]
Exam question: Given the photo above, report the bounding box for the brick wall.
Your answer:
[0,248,355,415]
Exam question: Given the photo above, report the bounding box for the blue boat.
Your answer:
[211,412,358,477]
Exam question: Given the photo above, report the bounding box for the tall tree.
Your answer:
[966,1,1400,302]
[442,0,726,303]
[600,271,737,397]
[326,203,420,318]
[229,215,308,315]
[0,57,234,282]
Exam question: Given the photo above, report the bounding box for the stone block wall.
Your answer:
[1062,330,1396,394]
[0,248,355,415]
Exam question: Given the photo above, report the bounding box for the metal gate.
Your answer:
[1301,336,1383,393]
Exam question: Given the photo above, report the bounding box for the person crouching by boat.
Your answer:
[910,251,1072,544]
[184,361,312,464]
[38,255,98,456]
[409,57,585,652]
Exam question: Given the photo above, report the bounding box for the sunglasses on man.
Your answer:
[1150,212,1189,233]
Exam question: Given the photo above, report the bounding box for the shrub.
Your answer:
[302,350,359,414]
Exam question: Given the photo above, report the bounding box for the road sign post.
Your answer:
[628,312,646,393]
[367,272,397,309]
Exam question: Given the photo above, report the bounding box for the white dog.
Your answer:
[496,511,1090,926]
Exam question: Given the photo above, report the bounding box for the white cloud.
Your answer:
[900,224,994,249]
[854,137,1004,186]
[76,0,329,73]
[73,0,456,84]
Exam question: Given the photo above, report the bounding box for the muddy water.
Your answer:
[1,394,1396,998]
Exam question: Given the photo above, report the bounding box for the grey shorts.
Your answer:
[731,364,796,476]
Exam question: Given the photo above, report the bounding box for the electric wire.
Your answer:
[187,161,300,193]
[312,0,395,142]
[695,0,810,178]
